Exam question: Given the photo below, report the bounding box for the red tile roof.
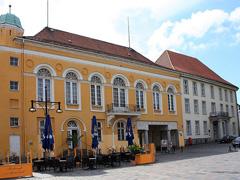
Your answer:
[24,27,155,66]
[156,50,236,87]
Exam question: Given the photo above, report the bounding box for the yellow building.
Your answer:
[0,11,184,158]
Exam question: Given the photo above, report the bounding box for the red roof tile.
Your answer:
[24,27,155,66]
[156,50,236,87]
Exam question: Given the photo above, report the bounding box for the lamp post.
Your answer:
[29,86,62,157]
[29,86,63,114]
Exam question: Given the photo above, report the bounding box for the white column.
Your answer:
[167,130,171,142]
[144,130,149,145]
[112,131,115,148]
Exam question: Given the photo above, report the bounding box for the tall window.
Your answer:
[219,88,223,101]
[184,98,190,113]
[117,121,125,141]
[153,85,161,112]
[211,102,216,113]
[230,91,233,103]
[224,89,228,102]
[231,106,235,117]
[226,105,229,114]
[193,82,198,96]
[113,77,126,107]
[201,83,205,97]
[136,82,145,110]
[167,87,175,112]
[186,120,192,136]
[65,72,78,104]
[91,75,102,107]
[210,86,214,99]
[194,99,199,114]
[233,122,236,135]
[39,119,45,142]
[203,121,208,135]
[183,79,189,94]
[37,68,51,101]
[195,120,200,135]
[97,121,102,142]
[202,101,207,115]
[220,104,224,112]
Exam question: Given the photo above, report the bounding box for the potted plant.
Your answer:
[128,144,144,155]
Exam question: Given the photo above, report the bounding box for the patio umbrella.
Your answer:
[42,114,54,151]
[91,115,98,149]
[126,117,134,146]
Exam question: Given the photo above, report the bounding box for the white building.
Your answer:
[156,50,239,144]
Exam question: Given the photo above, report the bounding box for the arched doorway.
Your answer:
[67,120,81,149]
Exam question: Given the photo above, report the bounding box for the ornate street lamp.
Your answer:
[29,86,62,115]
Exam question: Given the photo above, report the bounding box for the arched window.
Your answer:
[113,77,126,107]
[37,68,51,101]
[67,120,78,149]
[153,85,161,111]
[65,72,78,104]
[91,75,102,107]
[167,87,175,112]
[136,82,145,110]
[117,121,125,141]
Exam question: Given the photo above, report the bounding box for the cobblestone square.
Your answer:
[19,143,240,180]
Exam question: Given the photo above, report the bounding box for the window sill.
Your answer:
[10,126,19,128]
[136,108,145,112]
[92,105,103,110]
[154,110,162,113]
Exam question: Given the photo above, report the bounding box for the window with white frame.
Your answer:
[220,104,224,112]
[186,120,192,136]
[10,117,19,127]
[231,106,235,117]
[10,57,19,66]
[224,89,228,102]
[230,91,233,103]
[39,119,45,142]
[167,87,175,112]
[153,85,161,112]
[65,72,78,105]
[202,101,207,115]
[211,102,216,113]
[233,122,236,135]
[210,86,214,99]
[10,81,19,91]
[136,82,145,110]
[203,121,208,135]
[113,77,126,107]
[91,75,103,107]
[97,121,102,142]
[37,68,51,101]
[226,104,229,114]
[219,88,223,101]
[117,121,125,141]
[183,79,189,94]
[184,98,190,113]
[201,83,205,97]
[195,120,200,135]
[193,81,198,96]
[194,99,199,114]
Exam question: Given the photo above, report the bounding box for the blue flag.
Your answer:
[91,115,98,149]
[126,117,134,146]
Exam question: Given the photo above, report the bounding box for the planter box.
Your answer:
[0,163,33,179]
[134,143,155,165]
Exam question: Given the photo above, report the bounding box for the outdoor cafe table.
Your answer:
[33,160,44,172]
[59,159,67,172]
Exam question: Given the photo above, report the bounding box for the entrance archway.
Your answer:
[67,120,81,149]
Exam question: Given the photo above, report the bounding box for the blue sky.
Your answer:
[1,0,239,102]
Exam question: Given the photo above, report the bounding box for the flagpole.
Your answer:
[47,0,49,27]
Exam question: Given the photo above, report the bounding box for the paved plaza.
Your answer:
[20,143,240,180]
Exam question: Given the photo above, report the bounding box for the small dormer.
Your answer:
[0,5,24,44]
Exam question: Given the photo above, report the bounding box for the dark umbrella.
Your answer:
[42,114,54,151]
[126,117,134,146]
[91,115,98,149]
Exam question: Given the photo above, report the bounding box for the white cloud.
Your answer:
[147,8,240,60]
